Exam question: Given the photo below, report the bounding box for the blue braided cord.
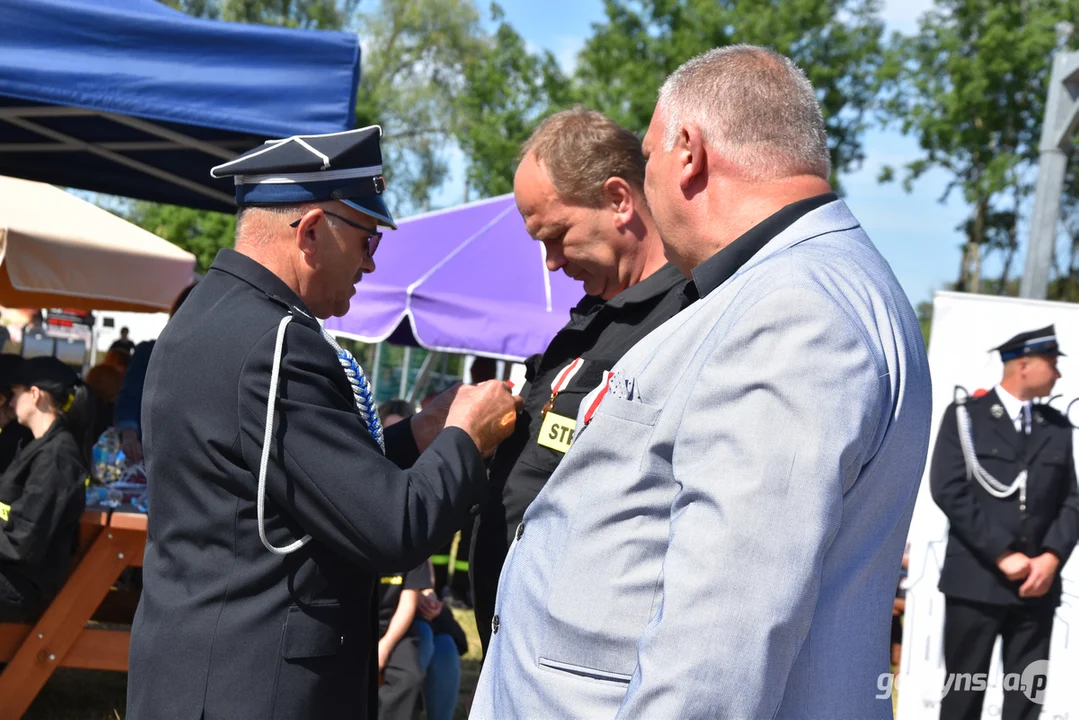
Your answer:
[321,329,385,453]
[339,348,384,452]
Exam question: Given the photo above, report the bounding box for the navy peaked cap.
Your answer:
[210,126,396,229]
[992,324,1066,361]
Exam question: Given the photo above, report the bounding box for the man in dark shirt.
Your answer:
[108,327,136,355]
[471,107,686,654]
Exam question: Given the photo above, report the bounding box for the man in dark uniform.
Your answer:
[931,325,1079,720]
[127,127,521,720]
[470,107,686,653]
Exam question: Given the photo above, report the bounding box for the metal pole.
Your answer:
[406,352,438,404]
[370,342,382,400]
[1021,23,1079,299]
[399,346,411,399]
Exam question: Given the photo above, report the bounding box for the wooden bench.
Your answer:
[0,509,146,718]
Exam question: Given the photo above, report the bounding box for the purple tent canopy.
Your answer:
[323,194,585,361]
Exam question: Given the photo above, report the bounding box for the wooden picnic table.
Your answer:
[0,508,146,719]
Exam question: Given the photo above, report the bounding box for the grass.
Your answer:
[20,607,484,719]
[452,606,483,720]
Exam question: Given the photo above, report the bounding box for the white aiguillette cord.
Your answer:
[257,313,384,555]
[956,403,1027,507]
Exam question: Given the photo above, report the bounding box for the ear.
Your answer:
[602,176,635,230]
[294,207,325,262]
[678,123,707,191]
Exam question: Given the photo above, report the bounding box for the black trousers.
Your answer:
[377,636,424,720]
[940,596,1054,720]
[432,523,473,604]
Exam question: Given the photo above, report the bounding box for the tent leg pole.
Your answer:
[399,347,411,399]
[406,352,437,405]
[370,342,382,399]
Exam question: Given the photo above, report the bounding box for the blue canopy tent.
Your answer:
[0,0,360,211]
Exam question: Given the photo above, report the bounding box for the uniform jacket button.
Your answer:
[516,523,524,541]
[492,615,500,634]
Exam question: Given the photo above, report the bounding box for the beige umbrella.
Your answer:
[0,176,196,312]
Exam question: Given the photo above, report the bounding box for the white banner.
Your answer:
[897,291,1079,720]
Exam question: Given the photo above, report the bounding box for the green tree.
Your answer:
[878,0,1071,293]
[128,203,236,274]
[455,4,574,197]
[354,0,487,212]
[136,0,488,263]
[574,0,887,184]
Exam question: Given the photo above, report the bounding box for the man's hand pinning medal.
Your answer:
[445,380,523,456]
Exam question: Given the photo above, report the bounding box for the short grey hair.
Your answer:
[235,203,318,244]
[657,45,830,180]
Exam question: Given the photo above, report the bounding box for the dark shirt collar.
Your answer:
[605,263,686,309]
[684,192,838,304]
[209,248,317,319]
[568,263,686,327]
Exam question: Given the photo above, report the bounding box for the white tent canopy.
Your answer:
[0,176,196,312]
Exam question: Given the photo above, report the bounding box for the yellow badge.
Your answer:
[537,412,576,454]
[381,575,404,585]
[0,502,10,522]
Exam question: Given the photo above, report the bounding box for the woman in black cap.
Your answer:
[0,355,34,474]
[0,357,93,621]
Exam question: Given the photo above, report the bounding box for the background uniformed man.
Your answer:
[127,127,521,720]
[470,107,686,654]
[931,325,1079,720]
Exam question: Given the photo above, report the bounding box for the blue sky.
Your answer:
[434,0,975,307]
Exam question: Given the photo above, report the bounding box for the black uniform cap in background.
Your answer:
[992,324,1066,362]
[9,357,79,398]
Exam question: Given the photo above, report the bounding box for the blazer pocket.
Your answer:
[538,657,632,685]
[281,602,344,659]
[593,395,661,427]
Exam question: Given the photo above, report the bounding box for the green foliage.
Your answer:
[128,202,236,275]
[455,4,574,197]
[877,0,1072,290]
[574,0,887,184]
[917,300,934,347]
[355,0,486,212]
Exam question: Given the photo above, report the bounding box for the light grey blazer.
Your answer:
[470,199,932,719]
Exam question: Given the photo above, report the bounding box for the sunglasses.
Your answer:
[290,211,382,257]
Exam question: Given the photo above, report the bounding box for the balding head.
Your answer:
[658,45,830,181]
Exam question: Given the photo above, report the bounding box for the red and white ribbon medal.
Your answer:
[537,358,585,454]
[583,371,616,426]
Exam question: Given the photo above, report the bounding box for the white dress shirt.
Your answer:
[994,384,1031,435]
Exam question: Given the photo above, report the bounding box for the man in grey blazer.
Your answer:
[471,45,932,719]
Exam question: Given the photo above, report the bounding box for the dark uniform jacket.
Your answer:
[0,418,87,618]
[471,263,686,651]
[0,419,33,475]
[127,249,487,720]
[931,389,1079,606]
